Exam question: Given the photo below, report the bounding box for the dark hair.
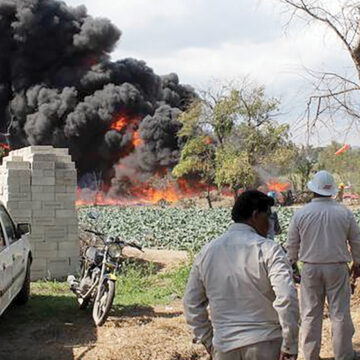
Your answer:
[232,190,274,222]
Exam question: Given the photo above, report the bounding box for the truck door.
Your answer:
[0,206,24,297]
[0,219,13,315]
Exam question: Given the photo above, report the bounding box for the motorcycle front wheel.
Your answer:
[92,279,116,326]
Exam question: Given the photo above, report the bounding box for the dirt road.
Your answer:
[1,249,360,360]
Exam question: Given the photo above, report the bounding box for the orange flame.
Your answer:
[76,175,229,206]
[266,179,290,193]
[110,115,128,132]
[132,131,143,147]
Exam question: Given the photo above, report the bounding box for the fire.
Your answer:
[110,115,128,132]
[266,179,291,193]
[132,131,143,147]
[76,175,220,206]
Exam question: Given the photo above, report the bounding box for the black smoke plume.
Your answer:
[0,0,196,186]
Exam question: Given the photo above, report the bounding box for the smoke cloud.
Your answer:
[0,0,196,184]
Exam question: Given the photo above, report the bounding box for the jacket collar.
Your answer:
[228,223,257,233]
[311,197,335,203]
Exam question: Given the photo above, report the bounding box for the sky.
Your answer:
[65,0,357,146]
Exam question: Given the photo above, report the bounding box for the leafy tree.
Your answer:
[317,142,360,192]
[172,136,215,207]
[173,80,294,203]
[214,146,256,194]
[288,146,319,192]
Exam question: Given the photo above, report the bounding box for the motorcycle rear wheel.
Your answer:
[92,279,115,326]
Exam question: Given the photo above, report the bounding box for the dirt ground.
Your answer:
[1,249,360,360]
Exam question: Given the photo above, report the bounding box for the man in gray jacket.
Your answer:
[184,190,299,360]
[286,170,360,360]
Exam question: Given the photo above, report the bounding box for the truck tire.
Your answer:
[15,261,30,305]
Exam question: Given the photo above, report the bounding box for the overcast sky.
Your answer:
[65,0,357,146]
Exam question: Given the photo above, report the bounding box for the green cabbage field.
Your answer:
[78,206,360,251]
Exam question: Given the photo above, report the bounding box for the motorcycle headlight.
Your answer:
[108,243,122,258]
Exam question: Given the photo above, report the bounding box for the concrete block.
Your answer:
[4,161,30,170]
[20,185,31,193]
[18,201,32,209]
[45,227,66,239]
[34,241,58,251]
[31,270,47,281]
[32,258,47,270]
[31,186,43,193]
[53,148,69,156]
[61,201,76,209]
[33,209,55,218]
[33,217,55,226]
[58,250,77,258]
[32,176,55,186]
[67,225,78,235]
[56,169,77,179]
[55,217,78,225]
[29,236,45,243]
[8,209,32,218]
[28,145,54,153]
[66,186,77,194]
[43,186,55,193]
[6,192,31,201]
[58,242,79,251]
[56,177,77,186]
[32,192,55,201]
[55,162,75,170]
[6,201,19,210]
[55,193,76,202]
[56,209,76,218]
[55,185,66,193]
[12,217,32,223]
[28,153,57,162]
[6,156,23,162]
[35,250,59,259]
[42,201,63,210]
[30,201,42,210]
[55,155,72,163]
[44,170,55,177]
[32,161,55,170]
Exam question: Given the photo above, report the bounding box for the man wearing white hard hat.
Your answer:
[286,170,360,360]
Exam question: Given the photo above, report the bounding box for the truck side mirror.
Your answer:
[17,223,31,236]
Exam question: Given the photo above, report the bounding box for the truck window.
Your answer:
[0,207,16,244]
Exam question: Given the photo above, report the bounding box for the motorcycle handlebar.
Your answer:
[126,242,143,251]
[83,229,142,251]
[84,229,104,237]
[118,240,143,251]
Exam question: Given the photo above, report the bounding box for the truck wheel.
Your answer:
[15,261,31,305]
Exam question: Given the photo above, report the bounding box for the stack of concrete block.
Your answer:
[0,146,79,280]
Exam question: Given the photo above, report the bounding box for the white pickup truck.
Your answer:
[0,202,32,316]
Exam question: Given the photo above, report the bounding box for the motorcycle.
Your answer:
[67,211,142,326]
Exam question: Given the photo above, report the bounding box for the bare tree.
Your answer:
[280,0,360,132]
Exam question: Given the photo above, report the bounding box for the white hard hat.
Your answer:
[307,170,338,196]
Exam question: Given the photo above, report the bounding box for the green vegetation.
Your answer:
[78,206,232,251]
[79,205,360,250]
[114,261,191,307]
[172,80,295,202]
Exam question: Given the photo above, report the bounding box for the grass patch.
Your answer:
[114,261,191,307]
[1,260,192,327]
